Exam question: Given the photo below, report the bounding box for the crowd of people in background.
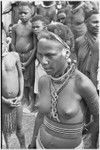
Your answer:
[2,1,99,149]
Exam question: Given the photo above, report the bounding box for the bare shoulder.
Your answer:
[11,52,20,60]
[39,75,49,86]
[12,23,18,30]
[38,75,49,91]
[75,69,97,93]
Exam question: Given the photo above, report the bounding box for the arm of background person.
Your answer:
[11,25,17,51]
[28,76,45,148]
[15,52,24,102]
[28,112,44,148]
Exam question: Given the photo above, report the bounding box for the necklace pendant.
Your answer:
[52,91,58,99]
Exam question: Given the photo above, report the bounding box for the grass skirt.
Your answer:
[2,103,17,135]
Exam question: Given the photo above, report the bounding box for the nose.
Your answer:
[34,28,38,31]
[42,56,48,64]
[21,13,25,17]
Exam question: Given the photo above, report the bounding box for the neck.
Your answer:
[53,63,68,78]
[22,21,29,25]
[49,63,75,84]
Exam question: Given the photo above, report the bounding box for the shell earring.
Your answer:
[66,57,71,64]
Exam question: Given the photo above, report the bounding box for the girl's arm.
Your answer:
[11,25,16,51]
[15,52,24,101]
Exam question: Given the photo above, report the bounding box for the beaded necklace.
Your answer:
[49,63,76,122]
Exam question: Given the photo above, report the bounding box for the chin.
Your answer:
[46,70,54,76]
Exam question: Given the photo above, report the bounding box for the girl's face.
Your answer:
[58,17,66,24]
[32,20,44,35]
[19,6,32,23]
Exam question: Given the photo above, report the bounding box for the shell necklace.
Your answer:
[49,63,76,122]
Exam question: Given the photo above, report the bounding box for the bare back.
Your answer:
[2,52,19,98]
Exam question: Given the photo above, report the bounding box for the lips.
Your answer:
[44,68,51,71]
[43,67,52,73]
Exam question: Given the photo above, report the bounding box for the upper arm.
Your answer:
[12,25,17,46]
[38,75,48,94]
[79,75,99,121]
[14,52,23,77]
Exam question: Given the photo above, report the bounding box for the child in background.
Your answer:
[6,24,13,52]
[31,15,50,97]
[11,2,36,112]
[2,24,26,148]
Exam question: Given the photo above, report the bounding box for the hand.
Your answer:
[28,139,36,149]
[12,97,21,107]
[28,143,36,149]
[21,63,25,71]
[9,97,21,107]
[7,97,17,107]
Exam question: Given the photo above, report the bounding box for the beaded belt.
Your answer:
[44,117,83,135]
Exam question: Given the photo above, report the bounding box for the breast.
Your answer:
[57,91,81,121]
[59,101,80,120]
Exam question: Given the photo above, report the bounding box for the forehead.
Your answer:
[32,20,43,26]
[37,38,63,53]
[19,5,31,12]
[89,14,99,21]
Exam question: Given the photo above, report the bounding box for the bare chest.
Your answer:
[2,55,16,72]
[40,79,81,120]
[16,25,33,37]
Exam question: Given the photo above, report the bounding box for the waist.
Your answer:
[43,116,83,138]
[39,117,84,149]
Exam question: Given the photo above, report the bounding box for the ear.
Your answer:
[61,48,66,56]
[62,48,70,58]
[66,49,70,59]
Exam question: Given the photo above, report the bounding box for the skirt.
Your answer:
[36,131,84,149]
[2,103,17,135]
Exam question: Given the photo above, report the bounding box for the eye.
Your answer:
[37,52,42,58]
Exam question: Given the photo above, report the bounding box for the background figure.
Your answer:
[69,1,87,39]
[36,1,57,23]
[2,24,25,148]
[57,12,67,24]
[56,3,72,27]
[31,15,50,98]
[11,2,37,112]
[85,10,99,88]
[76,9,99,88]
[6,24,13,52]
[75,9,99,125]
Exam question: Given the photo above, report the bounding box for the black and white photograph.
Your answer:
[1,0,99,149]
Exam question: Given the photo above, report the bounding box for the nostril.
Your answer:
[42,56,48,64]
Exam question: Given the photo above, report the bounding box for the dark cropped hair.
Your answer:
[18,1,32,9]
[38,30,70,50]
[47,23,74,52]
[31,14,50,25]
